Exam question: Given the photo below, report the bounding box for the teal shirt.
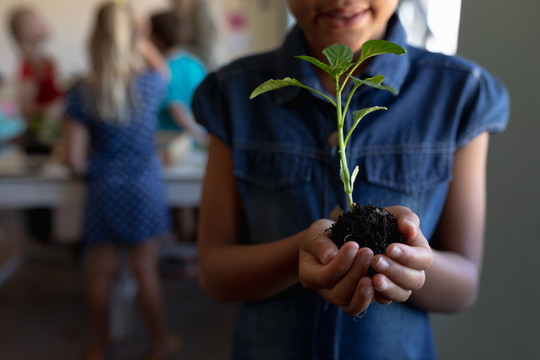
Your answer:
[159,50,206,131]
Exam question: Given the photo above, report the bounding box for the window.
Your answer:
[398,0,462,55]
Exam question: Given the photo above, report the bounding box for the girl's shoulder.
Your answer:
[406,45,499,83]
[405,45,508,105]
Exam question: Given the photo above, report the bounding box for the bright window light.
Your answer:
[399,0,462,55]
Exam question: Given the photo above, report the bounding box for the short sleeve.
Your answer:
[166,57,206,109]
[192,71,231,146]
[456,66,510,148]
[64,83,87,125]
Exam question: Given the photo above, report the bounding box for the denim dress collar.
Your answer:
[273,15,410,106]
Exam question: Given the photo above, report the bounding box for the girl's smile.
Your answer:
[288,0,398,56]
[317,5,369,30]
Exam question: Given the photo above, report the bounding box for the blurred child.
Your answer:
[150,9,208,146]
[192,0,509,358]
[63,2,175,359]
[7,6,63,244]
[150,9,208,246]
[8,5,63,154]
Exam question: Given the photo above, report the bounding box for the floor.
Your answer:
[0,241,239,360]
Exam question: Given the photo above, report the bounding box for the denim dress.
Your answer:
[193,15,509,360]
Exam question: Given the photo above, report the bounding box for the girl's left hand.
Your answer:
[370,206,433,304]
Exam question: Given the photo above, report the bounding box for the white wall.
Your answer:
[431,1,540,359]
[0,0,169,82]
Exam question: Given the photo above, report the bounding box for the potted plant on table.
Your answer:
[250,40,407,273]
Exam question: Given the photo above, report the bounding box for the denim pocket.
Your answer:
[356,144,453,238]
[361,144,453,194]
[234,147,313,191]
[233,145,316,243]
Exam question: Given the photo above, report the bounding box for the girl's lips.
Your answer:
[318,9,368,29]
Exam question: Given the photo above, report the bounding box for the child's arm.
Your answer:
[167,104,209,146]
[136,37,167,76]
[371,132,490,312]
[197,135,302,301]
[133,15,166,76]
[63,118,88,176]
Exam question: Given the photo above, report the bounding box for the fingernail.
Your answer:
[359,251,372,265]
[378,278,388,291]
[361,285,373,296]
[375,257,389,271]
[405,219,417,228]
[390,246,402,258]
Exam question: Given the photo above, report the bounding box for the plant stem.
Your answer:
[335,77,354,212]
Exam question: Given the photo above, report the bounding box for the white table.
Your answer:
[0,149,207,208]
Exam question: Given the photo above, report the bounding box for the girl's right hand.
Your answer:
[298,219,375,316]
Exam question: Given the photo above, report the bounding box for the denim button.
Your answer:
[328,131,339,146]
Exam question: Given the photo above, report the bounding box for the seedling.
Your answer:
[250,40,406,212]
[251,41,408,269]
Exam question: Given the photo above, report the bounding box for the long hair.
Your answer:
[87,1,142,122]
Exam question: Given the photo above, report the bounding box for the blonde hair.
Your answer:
[87,1,142,122]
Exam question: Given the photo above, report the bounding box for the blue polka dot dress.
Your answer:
[65,71,170,247]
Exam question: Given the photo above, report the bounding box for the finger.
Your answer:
[303,219,336,264]
[386,205,420,239]
[374,291,393,305]
[371,254,426,291]
[372,273,412,303]
[300,241,359,289]
[318,247,373,306]
[386,232,433,271]
[341,277,376,316]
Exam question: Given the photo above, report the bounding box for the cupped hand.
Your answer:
[370,206,434,304]
[299,219,375,316]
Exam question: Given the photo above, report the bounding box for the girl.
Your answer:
[193,0,509,359]
[63,2,173,359]
[8,5,63,154]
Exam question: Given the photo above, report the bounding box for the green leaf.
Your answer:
[323,44,353,67]
[296,55,333,75]
[350,165,359,189]
[339,164,346,184]
[353,106,387,123]
[249,77,337,107]
[323,44,354,77]
[358,40,406,64]
[249,78,303,99]
[345,106,387,146]
[349,75,398,95]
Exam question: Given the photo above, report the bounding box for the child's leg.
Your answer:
[86,244,118,359]
[128,239,168,358]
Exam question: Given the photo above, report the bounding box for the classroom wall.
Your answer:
[430,1,540,359]
[0,0,171,81]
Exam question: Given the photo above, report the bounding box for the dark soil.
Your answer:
[330,204,404,276]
